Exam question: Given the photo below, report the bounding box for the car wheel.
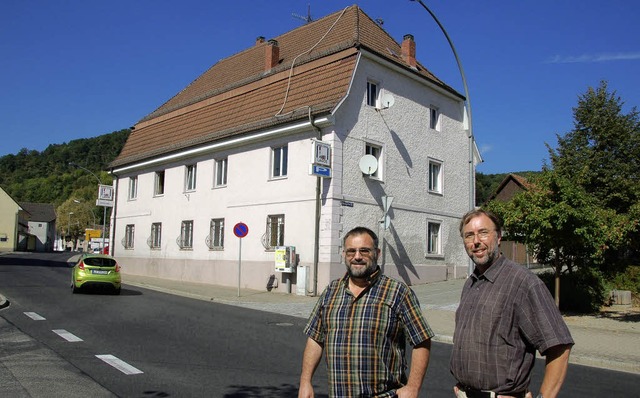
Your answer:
[113,287,121,295]
[72,284,79,294]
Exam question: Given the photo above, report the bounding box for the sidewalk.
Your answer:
[123,273,640,375]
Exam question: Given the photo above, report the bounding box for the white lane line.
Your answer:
[96,354,144,375]
[53,329,83,342]
[24,312,46,321]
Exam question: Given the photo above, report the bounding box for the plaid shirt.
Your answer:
[450,256,574,394]
[304,268,434,397]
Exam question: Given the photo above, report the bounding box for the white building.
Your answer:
[109,5,481,294]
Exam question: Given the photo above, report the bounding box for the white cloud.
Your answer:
[546,51,640,64]
[479,144,493,155]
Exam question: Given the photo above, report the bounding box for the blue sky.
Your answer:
[2,0,638,174]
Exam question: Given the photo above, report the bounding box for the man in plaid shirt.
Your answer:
[299,226,434,397]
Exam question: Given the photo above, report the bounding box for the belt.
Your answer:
[457,384,527,398]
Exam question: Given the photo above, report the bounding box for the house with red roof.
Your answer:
[108,5,481,293]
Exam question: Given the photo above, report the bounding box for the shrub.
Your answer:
[538,267,606,313]
[607,265,640,294]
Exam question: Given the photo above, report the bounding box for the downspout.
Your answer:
[309,107,322,296]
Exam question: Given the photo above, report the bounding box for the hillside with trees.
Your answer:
[0,129,130,206]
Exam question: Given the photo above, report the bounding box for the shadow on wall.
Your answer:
[384,225,420,285]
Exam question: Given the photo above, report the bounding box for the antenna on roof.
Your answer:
[292,3,313,24]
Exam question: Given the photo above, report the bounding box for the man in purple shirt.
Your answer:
[451,209,574,398]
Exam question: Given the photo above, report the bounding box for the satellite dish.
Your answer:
[359,155,378,175]
[380,93,395,109]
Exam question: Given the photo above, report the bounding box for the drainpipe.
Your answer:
[309,108,322,296]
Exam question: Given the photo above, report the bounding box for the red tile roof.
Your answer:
[111,5,461,168]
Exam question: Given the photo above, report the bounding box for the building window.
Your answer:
[428,160,443,194]
[264,214,285,250]
[366,80,378,107]
[427,221,441,255]
[179,220,194,249]
[271,145,288,178]
[124,224,135,249]
[365,142,382,179]
[215,158,228,187]
[207,218,224,250]
[154,171,165,196]
[185,164,197,191]
[128,176,138,200]
[150,222,162,249]
[430,106,440,131]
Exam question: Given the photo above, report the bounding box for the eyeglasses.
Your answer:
[463,229,495,242]
[344,247,375,257]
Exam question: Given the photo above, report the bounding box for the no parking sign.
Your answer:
[233,222,248,297]
[233,222,249,238]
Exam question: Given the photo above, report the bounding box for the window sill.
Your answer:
[425,254,445,260]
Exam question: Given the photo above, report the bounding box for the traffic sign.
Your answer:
[310,165,331,178]
[233,222,249,238]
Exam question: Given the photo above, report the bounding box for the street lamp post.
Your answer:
[410,0,477,277]
[69,162,108,252]
[68,212,74,250]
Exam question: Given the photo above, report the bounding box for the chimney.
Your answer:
[255,36,265,46]
[401,34,417,68]
[265,39,280,71]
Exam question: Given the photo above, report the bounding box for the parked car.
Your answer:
[71,254,121,295]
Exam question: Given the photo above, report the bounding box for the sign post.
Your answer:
[233,222,249,297]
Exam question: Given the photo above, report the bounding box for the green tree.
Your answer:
[487,82,639,310]
[488,171,630,296]
[548,81,640,268]
[548,80,640,215]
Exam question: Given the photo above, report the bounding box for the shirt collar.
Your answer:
[471,255,506,283]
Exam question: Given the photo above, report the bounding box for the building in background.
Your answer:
[19,202,57,252]
[485,174,535,266]
[0,187,31,252]
[108,5,481,293]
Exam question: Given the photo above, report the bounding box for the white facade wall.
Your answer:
[113,130,322,292]
[112,54,473,293]
[27,221,53,251]
[320,55,471,286]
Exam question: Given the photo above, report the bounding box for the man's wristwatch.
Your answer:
[536,394,544,398]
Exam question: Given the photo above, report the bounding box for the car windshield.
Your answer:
[83,257,117,267]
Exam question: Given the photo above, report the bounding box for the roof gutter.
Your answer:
[110,115,335,175]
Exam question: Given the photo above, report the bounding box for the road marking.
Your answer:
[96,354,144,375]
[53,329,83,342]
[24,312,46,321]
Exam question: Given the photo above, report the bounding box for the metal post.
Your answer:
[69,162,107,251]
[411,0,477,277]
[237,237,242,297]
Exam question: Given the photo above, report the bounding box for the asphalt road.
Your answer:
[0,252,638,397]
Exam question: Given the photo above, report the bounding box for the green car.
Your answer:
[71,254,122,295]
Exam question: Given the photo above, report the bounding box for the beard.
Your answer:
[468,242,500,269]
[345,255,378,279]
